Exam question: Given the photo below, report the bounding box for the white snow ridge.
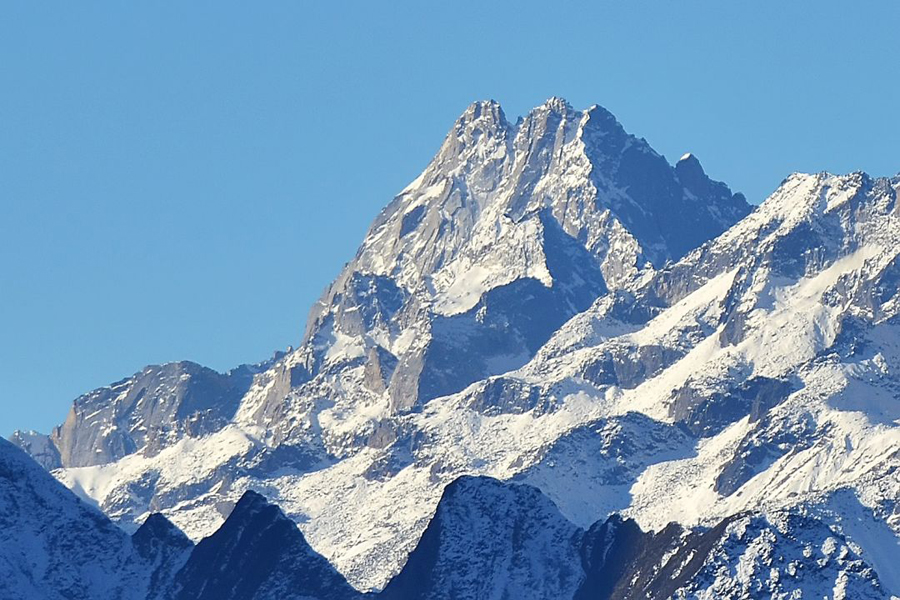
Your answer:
[7,99,900,600]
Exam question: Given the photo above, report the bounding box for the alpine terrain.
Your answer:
[6,97,899,599]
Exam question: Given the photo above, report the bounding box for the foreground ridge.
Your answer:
[0,447,888,599]
[383,476,887,600]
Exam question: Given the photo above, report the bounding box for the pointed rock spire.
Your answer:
[132,513,192,560]
[171,490,362,600]
[542,95,574,114]
[675,151,706,184]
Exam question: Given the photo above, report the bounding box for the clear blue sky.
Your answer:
[2,2,898,437]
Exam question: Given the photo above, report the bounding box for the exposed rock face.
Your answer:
[575,514,728,600]
[12,360,266,469]
[669,375,794,437]
[55,361,258,467]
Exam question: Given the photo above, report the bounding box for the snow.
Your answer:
[433,264,496,314]
[738,245,883,377]
[325,330,366,363]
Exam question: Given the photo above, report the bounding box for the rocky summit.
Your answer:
[7,98,899,599]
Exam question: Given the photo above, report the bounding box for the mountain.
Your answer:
[0,433,364,600]
[380,476,584,600]
[72,359,274,468]
[575,508,887,600]
[380,476,887,600]
[4,439,885,600]
[0,437,152,599]
[12,359,273,471]
[281,97,749,414]
[169,490,363,600]
[9,98,899,595]
[132,513,194,600]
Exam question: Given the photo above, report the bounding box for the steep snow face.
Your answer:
[0,438,150,600]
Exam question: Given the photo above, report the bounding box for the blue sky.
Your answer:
[2,1,899,436]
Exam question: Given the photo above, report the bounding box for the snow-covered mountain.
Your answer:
[1,433,365,600]
[381,476,887,600]
[9,98,900,597]
[132,513,194,600]
[10,359,275,470]
[169,490,363,600]
[380,476,584,600]
[0,436,182,600]
[282,97,749,414]
[4,441,884,600]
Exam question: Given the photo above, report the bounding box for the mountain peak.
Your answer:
[581,103,626,137]
[171,489,361,600]
[675,151,709,191]
[677,151,702,170]
[464,98,501,110]
[458,98,506,124]
[133,513,192,553]
[229,489,270,518]
[381,476,583,600]
[433,99,511,175]
[270,98,751,413]
[541,95,573,114]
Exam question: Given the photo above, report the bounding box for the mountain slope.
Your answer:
[380,476,583,600]
[169,490,362,600]
[0,437,148,599]
[11,359,272,469]
[0,434,363,600]
[3,448,886,600]
[380,476,888,600]
[133,514,194,600]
